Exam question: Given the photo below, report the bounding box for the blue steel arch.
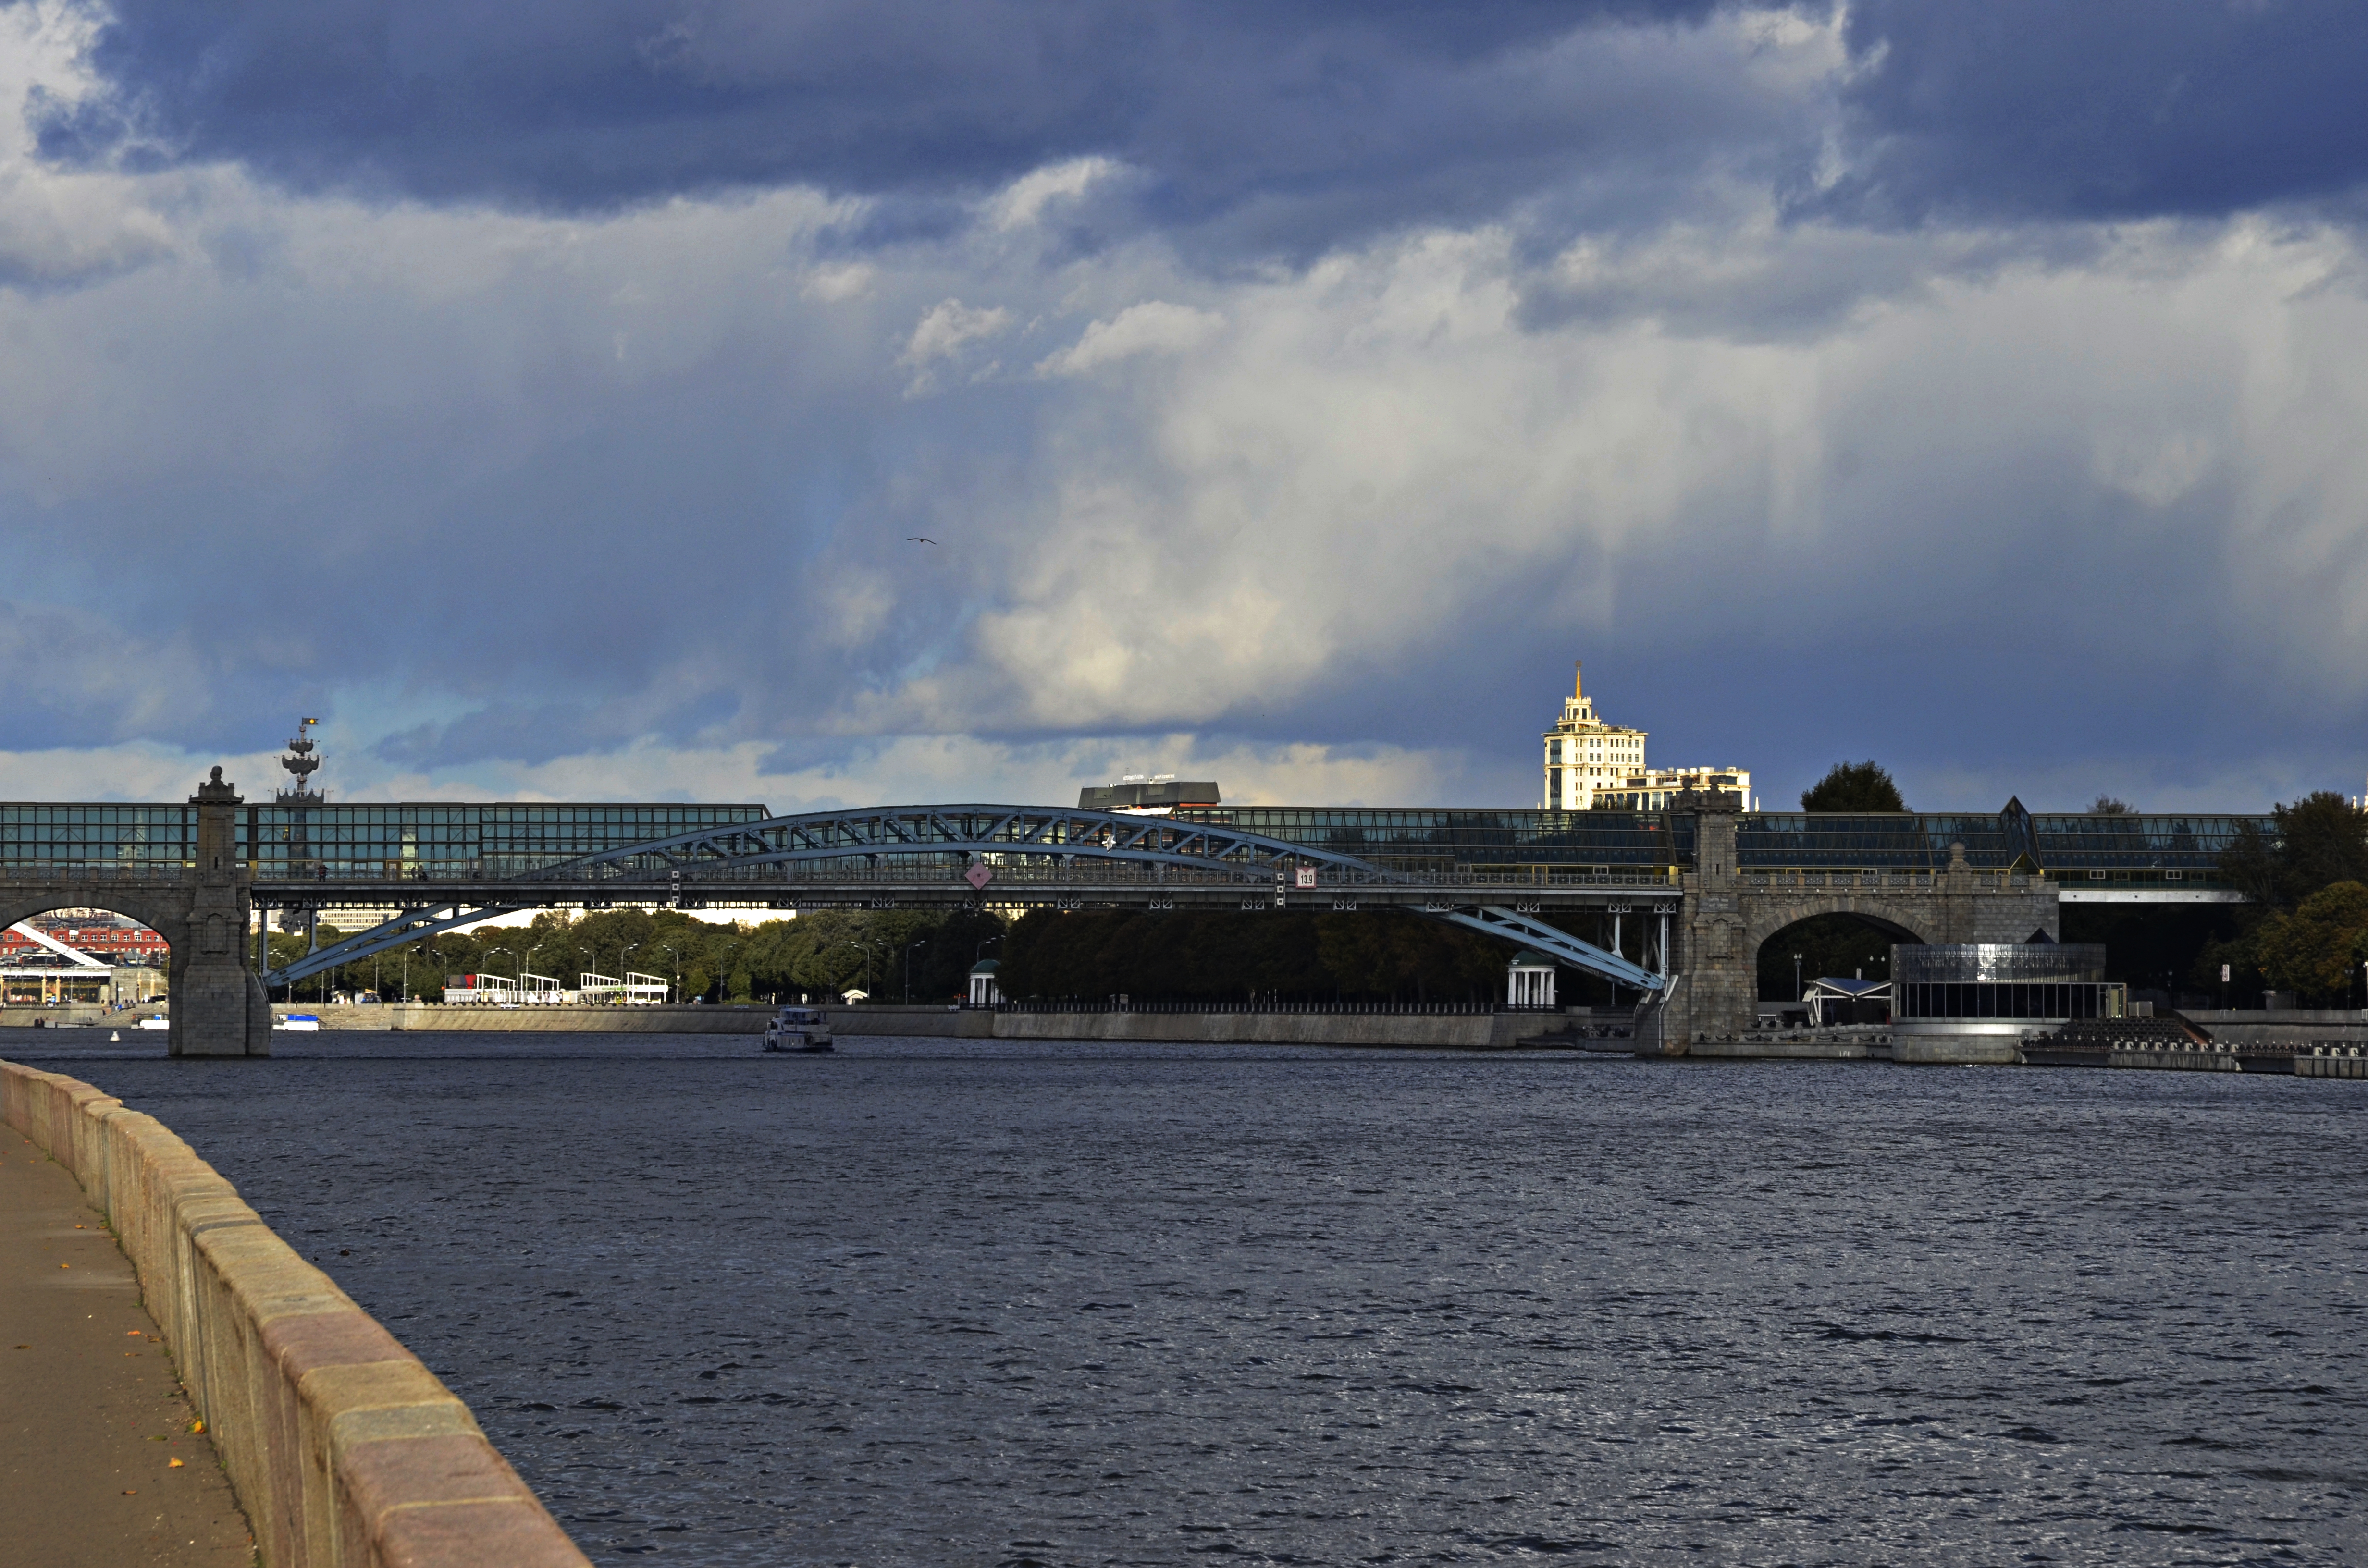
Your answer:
[267,804,1663,993]
[536,804,1404,881]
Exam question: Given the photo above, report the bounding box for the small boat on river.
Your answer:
[764,1006,834,1053]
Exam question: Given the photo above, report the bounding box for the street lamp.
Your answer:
[832,939,880,1000]
[1793,952,1804,1001]
[904,938,928,1003]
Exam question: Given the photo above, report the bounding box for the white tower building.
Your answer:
[1540,662,1754,812]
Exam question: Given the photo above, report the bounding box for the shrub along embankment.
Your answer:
[0,1059,589,1568]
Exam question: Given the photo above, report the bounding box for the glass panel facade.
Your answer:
[2025,814,2254,887]
[0,804,195,868]
[1174,808,1688,877]
[1892,946,2122,1022]
[0,801,769,874]
[0,799,2280,887]
[1892,943,2107,983]
[1190,807,2275,882]
[1893,981,2125,1021]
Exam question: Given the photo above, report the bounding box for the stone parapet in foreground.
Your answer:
[0,1058,590,1568]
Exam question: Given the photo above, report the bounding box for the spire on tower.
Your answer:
[278,717,324,803]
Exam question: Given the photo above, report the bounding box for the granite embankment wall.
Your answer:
[319,1002,789,1033]
[0,1059,589,1568]
[276,1003,1566,1047]
[988,1010,1542,1048]
[0,1003,115,1027]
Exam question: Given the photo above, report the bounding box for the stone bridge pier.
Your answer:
[0,769,270,1057]
[1639,792,2062,1054]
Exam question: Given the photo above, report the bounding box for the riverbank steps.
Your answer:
[0,1058,590,1568]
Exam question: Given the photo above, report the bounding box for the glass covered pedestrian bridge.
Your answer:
[1178,800,2263,892]
[0,797,2269,894]
[0,801,768,878]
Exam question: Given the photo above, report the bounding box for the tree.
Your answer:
[1801,761,1905,813]
[2091,795,2133,814]
[2254,881,2368,1004]
[998,908,1512,1004]
[2217,791,2368,911]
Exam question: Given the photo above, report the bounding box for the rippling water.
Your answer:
[12,1028,2366,1565]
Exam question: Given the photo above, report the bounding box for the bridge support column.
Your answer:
[1649,790,1754,1053]
[172,769,270,1058]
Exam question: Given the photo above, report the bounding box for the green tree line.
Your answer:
[2201,791,2368,1004]
[272,905,1006,1004]
[999,908,1525,1004]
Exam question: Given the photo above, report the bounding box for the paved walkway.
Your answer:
[0,1129,254,1568]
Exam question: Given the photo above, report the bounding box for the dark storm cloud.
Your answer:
[1821,0,2368,225]
[37,0,1743,250]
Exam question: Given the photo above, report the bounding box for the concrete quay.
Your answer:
[0,1058,591,1568]
[2177,1010,2368,1050]
[2,1003,134,1029]
[236,1002,1582,1049]
[987,1009,1548,1050]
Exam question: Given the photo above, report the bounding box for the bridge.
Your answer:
[0,772,2261,1056]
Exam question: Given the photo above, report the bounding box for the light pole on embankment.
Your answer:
[903,939,927,1003]
[833,939,880,1000]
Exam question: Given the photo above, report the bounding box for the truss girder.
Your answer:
[1437,906,1666,992]
[264,901,525,986]
[530,805,1406,884]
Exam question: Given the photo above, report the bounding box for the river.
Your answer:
[10,1029,2363,1565]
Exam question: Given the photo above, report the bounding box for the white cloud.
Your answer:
[799,261,875,302]
[990,155,1123,231]
[1036,300,1223,376]
[898,295,1012,393]
[900,297,1011,364]
[0,730,1487,812]
[0,1,181,286]
[0,743,284,802]
[5,24,2368,819]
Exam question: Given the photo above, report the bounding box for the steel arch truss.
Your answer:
[264,901,525,987]
[539,805,1408,883]
[1432,906,1665,993]
[264,805,1667,993]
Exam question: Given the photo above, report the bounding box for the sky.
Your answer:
[3,0,2367,816]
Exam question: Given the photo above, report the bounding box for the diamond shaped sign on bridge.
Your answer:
[965,863,993,890]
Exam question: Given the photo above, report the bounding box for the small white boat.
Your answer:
[764,1005,834,1054]
[137,1016,171,1031]
[274,1014,322,1032]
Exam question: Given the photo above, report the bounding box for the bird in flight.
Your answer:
[907,536,937,545]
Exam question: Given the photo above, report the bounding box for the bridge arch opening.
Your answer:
[1753,910,1925,1005]
[0,903,174,1014]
